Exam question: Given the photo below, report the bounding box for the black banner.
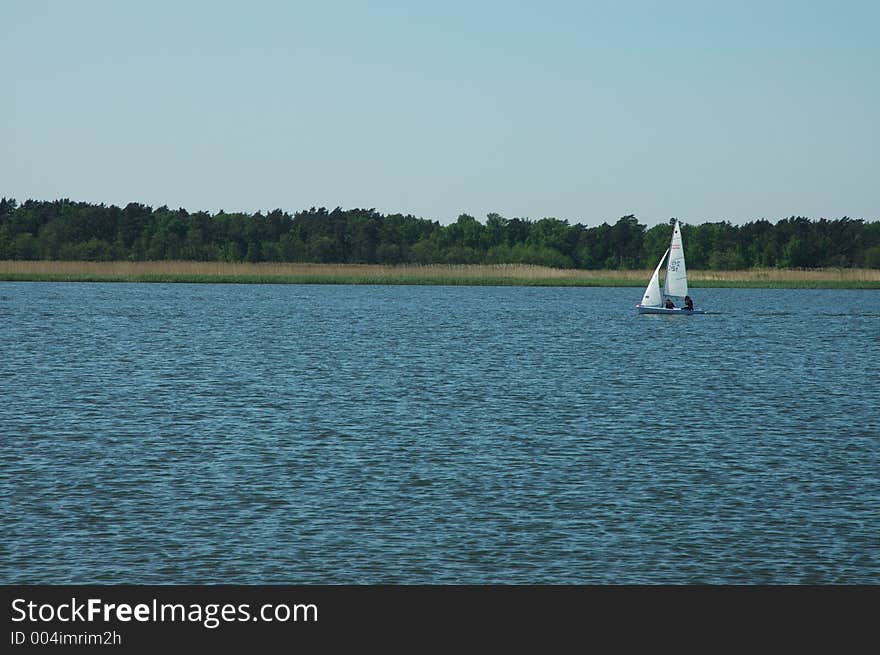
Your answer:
[2,585,875,650]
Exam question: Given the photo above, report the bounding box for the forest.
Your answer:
[1,198,878,270]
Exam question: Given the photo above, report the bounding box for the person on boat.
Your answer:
[664,297,675,309]
[684,295,694,311]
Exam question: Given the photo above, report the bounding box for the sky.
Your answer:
[2,0,877,227]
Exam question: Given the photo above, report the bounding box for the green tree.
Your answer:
[0,224,11,259]
[863,245,880,268]
[12,232,38,259]
[609,215,644,268]
[641,224,669,268]
[482,213,507,250]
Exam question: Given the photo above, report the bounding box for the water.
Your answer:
[1,283,878,583]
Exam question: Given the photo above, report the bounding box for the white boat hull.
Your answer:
[637,305,705,315]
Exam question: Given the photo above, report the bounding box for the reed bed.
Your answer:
[1,260,878,288]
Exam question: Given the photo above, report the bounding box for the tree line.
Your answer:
[1,198,878,269]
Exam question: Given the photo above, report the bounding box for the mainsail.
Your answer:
[662,220,688,299]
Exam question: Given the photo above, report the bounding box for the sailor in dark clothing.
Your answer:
[664,297,675,309]
[684,295,694,311]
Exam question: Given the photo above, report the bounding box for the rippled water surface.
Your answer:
[1,283,878,583]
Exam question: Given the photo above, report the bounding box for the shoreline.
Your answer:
[1,261,879,288]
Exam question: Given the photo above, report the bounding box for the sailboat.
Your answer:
[636,220,705,314]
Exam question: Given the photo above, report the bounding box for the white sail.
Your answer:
[663,220,688,299]
[640,248,668,307]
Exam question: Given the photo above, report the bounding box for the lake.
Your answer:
[1,282,878,583]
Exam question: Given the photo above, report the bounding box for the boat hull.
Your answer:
[637,306,706,315]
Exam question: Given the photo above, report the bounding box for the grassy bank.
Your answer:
[1,260,879,288]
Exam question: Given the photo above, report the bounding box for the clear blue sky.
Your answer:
[2,0,877,226]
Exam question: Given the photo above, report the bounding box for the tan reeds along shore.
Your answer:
[1,260,879,287]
